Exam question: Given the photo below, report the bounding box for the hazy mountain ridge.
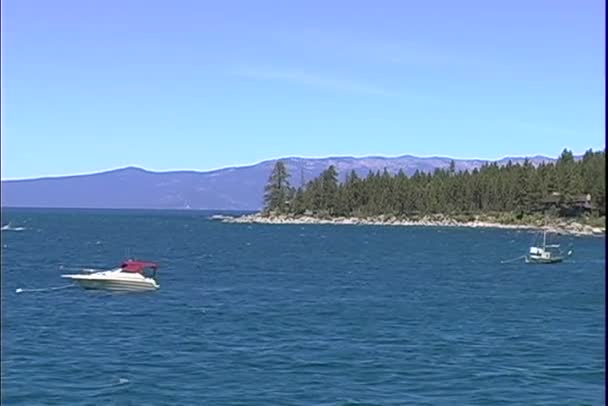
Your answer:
[1,154,562,210]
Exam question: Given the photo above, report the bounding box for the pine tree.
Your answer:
[320,165,339,214]
[263,160,292,214]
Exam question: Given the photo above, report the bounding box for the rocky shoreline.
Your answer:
[210,213,605,237]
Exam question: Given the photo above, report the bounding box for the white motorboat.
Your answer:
[62,259,160,292]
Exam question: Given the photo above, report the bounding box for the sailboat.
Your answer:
[525,228,572,264]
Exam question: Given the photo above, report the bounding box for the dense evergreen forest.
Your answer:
[263,149,605,220]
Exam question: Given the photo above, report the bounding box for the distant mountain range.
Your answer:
[1,155,562,210]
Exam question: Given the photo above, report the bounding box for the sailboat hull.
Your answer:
[525,256,563,264]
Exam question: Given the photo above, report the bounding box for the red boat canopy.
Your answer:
[121,260,159,273]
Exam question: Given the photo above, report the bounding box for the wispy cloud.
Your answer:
[231,66,396,96]
[266,27,484,69]
[511,120,580,137]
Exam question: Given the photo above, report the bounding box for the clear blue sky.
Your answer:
[1,0,604,179]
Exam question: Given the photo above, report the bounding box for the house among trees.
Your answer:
[540,192,594,215]
[574,193,593,210]
[540,192,562,208]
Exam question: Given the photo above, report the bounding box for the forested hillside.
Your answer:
[263,149,605,220]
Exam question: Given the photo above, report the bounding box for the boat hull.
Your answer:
[74,279,159,292]
[62,272,159,292]
[525,256,564,264]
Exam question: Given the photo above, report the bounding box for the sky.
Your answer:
[1,0,605,179]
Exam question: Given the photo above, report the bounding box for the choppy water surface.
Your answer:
[1,209,605,405]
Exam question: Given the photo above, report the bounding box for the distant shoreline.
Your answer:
[211,213,606,237]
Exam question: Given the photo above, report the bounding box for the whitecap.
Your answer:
[15,284,74,294]
[1,224,26,232]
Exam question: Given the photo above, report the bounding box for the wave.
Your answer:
[16,284,75,294]
[1,223,26,231]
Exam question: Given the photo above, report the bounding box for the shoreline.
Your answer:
[210,213,606,237]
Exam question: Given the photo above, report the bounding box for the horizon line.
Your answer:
[1,149,598,182]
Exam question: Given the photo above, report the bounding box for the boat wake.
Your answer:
[15,284,75,294]
[1,224,26,232]
[500,255,527,264]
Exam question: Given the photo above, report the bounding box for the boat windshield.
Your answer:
[142,267,157,279]
[120,260,159,279]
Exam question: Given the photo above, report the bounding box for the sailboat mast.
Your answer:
[543,230,546,249]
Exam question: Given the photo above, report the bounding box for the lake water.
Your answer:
[1,209,605,405]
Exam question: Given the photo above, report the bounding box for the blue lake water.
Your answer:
[1,208,605,405]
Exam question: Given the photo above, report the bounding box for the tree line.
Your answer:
[263,149,606,219]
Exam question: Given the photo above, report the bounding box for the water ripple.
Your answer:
[1,209,604,405]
